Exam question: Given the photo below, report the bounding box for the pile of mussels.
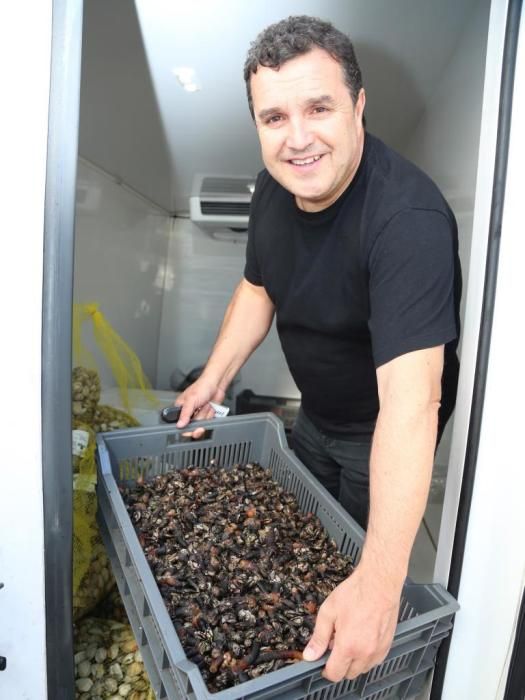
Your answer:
[121,462,354,692]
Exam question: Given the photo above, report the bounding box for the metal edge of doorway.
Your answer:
[42,0,83,698]
[503,587,525,700]
[430,0,523,697]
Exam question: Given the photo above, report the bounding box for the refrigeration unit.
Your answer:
[189,174,254,234]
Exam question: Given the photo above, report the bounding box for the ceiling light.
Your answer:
[172,67,202,92]
[172,66,195,85]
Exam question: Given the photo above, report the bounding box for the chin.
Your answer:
[270,168,328,202]
[286,177,324,196]
[293,186,327,202]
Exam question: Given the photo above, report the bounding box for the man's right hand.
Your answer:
[174,376,226,438]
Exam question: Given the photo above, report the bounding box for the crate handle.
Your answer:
[166,429,214,447]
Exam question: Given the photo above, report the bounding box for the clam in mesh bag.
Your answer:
[74,616,155,699]
[72,423,115,620]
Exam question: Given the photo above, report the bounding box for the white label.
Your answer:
[210,401,230,418]
[72,429,90,457]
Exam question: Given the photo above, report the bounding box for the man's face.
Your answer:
[250,48,366,212]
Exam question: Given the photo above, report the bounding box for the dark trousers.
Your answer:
[291,408,373,530]
[292,402,454,530]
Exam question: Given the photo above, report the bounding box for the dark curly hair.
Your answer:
[244,15,363,120]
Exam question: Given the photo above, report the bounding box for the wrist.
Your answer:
[357,545,408,595]
[198,366,222,392]
[201,359,236,395]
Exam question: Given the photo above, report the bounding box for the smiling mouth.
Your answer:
[288,154,324,166]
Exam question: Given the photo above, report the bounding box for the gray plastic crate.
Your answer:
[96,413,458,700]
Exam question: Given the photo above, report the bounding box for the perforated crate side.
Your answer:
[97,474,186,699]
[98,514,177,700]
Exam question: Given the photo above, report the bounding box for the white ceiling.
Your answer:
[79,0,483,213]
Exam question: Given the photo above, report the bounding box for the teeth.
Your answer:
[291,155,321,165]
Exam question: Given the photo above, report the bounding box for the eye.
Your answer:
[265,114,283,125]
[312,105,329,114]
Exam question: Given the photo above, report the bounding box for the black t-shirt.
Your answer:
[244,133,462,437]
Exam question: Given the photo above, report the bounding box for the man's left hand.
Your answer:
[302,566,401,681]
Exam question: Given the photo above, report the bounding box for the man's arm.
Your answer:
[303,345,443,681]
[175,278,275,427]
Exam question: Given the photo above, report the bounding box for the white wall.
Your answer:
[401,0,490,466]
[73,160,171,388]
[156,218,299,403]
[0,2,51,696]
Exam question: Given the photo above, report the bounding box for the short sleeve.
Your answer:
[243,173,264,286]
[368,208,458,367]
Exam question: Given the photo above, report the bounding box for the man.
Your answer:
[175,15,461,684]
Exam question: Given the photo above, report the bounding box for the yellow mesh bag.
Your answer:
[72,423,98,610]
[73,302,159,415]
[72,423,115,620]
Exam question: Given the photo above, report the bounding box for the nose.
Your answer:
[285,116,314,152]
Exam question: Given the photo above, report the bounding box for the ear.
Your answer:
[355,88,366,122]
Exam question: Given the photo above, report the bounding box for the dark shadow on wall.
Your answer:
[352,40,426,152]
[79,0,174,212]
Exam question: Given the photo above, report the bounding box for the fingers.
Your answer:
[177,403,215,429]
[302,569,399,683]
[194,404,216,421]
[302,604,335,662]
[175,377,220,428]
[181,405,217,439]
[182,426,207,439]
[322,636,390,682]
[175,398,213,427]
[176,399,199,428]
[302,623,374,681]
[322,637,354,682]
[342,658,374,681]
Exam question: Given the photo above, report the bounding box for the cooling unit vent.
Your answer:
[200,201,251,216]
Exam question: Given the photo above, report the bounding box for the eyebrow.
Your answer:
[257,94,336,121]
